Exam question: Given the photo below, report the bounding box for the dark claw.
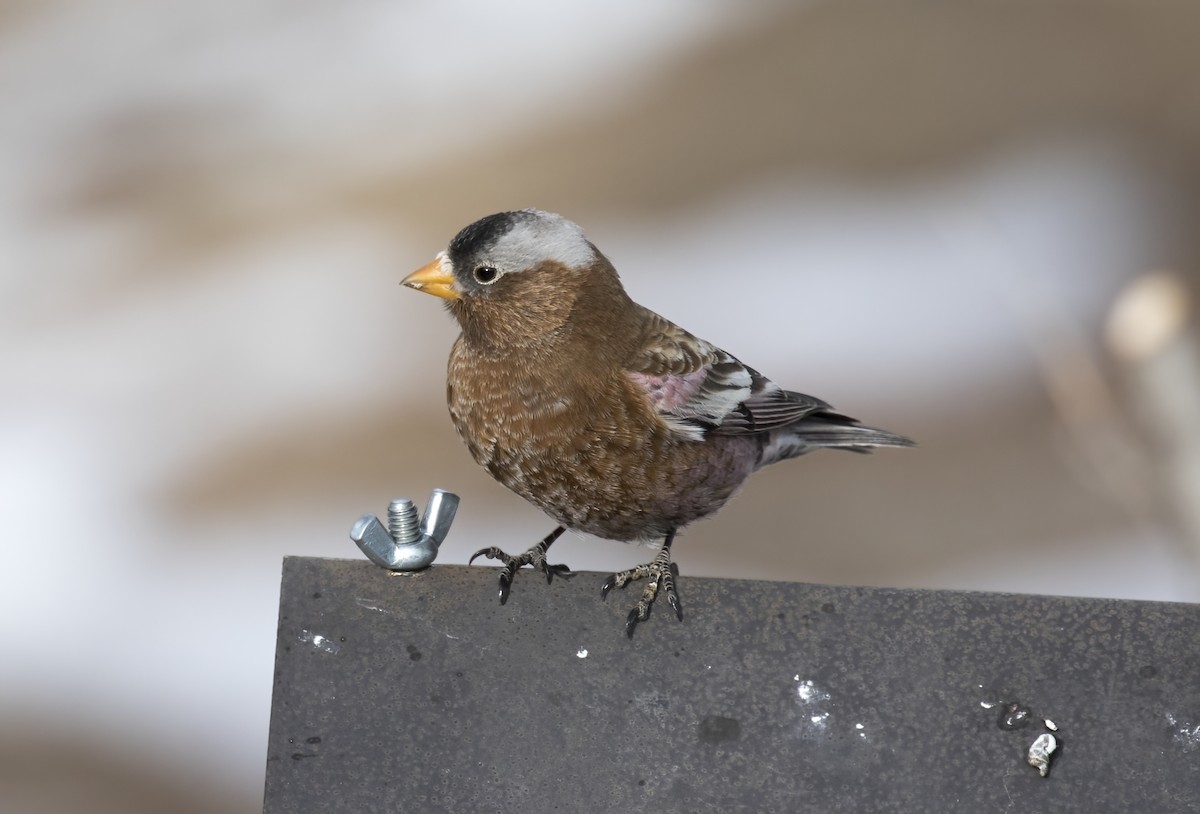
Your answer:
[600,574,618,600]
[543,563,572,584]
[625,607,643,638]
[465,529,571,606]
[667,590,683,622]
[669,562,679,578]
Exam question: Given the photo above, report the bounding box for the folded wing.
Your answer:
[625,308,830,441]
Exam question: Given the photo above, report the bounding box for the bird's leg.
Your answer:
[468,525,571,604]
[601,529,683,638]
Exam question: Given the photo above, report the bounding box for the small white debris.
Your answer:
[980,701,997,709]
[576,648,588,659]
[810,712,829,726]
[1167,713,1200,751]
[1044,718,1058,731]
[855,723,864,730]
[298,629,341,655]
[795,679,829,703]
[355,597,390,614]
[1027,733,1057,777]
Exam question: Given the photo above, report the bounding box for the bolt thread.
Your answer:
[387,499,420,544]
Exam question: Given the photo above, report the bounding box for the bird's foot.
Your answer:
[601,543,683,638]
[468,526,570,604]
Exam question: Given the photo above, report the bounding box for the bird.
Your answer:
[402,209,913,636]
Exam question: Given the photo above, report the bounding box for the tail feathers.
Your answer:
[794,418,915,450]
[761,411,914,465]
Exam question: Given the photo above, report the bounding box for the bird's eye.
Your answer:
[473,266,500,285]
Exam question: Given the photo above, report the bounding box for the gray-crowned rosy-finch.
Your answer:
[403,209,912,636]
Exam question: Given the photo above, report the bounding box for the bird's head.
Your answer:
[403,210,627,350]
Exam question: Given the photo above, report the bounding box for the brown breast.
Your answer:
[446,336,758,540]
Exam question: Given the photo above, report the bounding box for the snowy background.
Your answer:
[3,2,1200,811]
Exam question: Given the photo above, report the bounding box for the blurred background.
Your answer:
[4,1,1200,811]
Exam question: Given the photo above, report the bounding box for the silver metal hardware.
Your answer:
[350,489,460,571]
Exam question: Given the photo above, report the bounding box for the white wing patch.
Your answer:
[627,349,755,441]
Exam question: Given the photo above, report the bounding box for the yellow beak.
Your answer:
[402,255,460,300]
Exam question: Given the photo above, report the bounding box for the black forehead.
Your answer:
[448,212,520,263]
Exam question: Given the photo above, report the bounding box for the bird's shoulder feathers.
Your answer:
[623,307,829,441]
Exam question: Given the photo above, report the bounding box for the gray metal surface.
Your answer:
[264,557,1200,813]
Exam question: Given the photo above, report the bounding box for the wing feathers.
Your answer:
[625,308,828,439]
[624,307,910,449]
